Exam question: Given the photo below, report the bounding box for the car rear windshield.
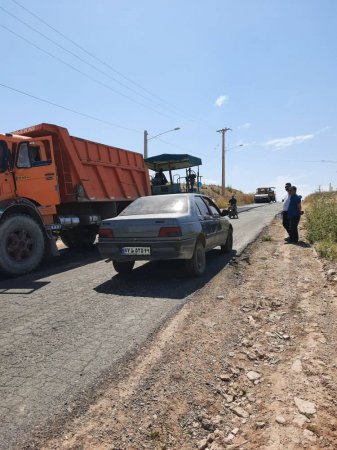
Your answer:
[120,195,188,216]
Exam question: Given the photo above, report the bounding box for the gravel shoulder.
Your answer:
[33,219,337,449]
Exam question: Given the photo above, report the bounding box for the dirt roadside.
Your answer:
[35,219,337,450]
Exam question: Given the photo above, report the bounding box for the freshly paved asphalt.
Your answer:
[0,202,281,449]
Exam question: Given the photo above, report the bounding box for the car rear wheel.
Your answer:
[113,260,135,274]
[185,240,206,277]
[220,229,233,253]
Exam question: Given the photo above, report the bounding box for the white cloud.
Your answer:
[316,126,330,135]
[263,127,329,150]
[215,95,229,107]
[238,122,251,129]
[264,134,314,149]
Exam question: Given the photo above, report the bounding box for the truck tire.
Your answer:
[0,214,44,276]
[220,229,233,253]
[60,228,97,248]
[113,260,135,274]
[185,240,206,277]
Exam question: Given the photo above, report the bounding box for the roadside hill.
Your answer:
[200,184,254,208]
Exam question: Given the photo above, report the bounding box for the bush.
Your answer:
[315,241,337,260]
[304,193,337,260]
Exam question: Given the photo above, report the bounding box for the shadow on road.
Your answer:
[0,280,50,294]
[0,247,103,292]
[296,241,311,248]
[94,249,236,300]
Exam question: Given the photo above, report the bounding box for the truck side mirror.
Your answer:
[0,140,13,173]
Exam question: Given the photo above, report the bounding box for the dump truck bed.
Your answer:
[13,123,151,203]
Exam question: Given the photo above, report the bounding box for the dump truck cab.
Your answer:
[0,132,60,221]
[254,187,276,203]
[0,135,16,201]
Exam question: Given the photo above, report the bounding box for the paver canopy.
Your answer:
[144,154,202,172]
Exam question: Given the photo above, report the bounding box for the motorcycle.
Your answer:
[228,205,239,219]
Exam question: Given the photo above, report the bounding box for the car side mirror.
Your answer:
[221,209,229,217]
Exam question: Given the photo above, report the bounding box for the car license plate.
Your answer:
[121,247,151,255]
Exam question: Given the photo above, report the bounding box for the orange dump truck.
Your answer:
[0,123,151,275]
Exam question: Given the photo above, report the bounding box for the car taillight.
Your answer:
[99,228,114,238]
[158,226,182,237]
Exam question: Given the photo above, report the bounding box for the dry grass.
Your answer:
[304,192,337,260]
[200,184,255,208]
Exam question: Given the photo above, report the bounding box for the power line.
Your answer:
[1,79,212,157]
[0,23,179,120]
[304,160,337,163]
[10,0,165,102]
[9,0,196,121]
[1,4,185,116]
[0,82,142,133]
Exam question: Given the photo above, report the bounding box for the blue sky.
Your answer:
[1,0,337,198]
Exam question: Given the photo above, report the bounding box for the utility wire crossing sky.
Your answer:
[1,0,336,197]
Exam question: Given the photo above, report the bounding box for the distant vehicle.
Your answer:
[254,187,276,203]
[144,153,202,195]
[98,193,233,277]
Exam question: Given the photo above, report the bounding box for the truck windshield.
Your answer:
[120,195,188,216]
[17,142,52,168]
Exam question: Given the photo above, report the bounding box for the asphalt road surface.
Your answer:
[0,202,281,449]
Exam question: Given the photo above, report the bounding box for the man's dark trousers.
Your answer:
[289,216,300,243]
[282,211,290,234]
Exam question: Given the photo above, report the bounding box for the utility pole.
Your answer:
[217,127,232,196]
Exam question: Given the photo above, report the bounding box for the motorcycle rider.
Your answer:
[228,194,238,215]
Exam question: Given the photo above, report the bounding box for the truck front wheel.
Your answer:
[0,215,45,276]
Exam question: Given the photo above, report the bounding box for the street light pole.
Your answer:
[144,130,148,159]
[143,127,180,159]
[217,127,232,196]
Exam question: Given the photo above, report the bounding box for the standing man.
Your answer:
[287,186,302,244]
[282,182,292,240]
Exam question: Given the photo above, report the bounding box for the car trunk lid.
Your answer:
[105,215,182,238]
